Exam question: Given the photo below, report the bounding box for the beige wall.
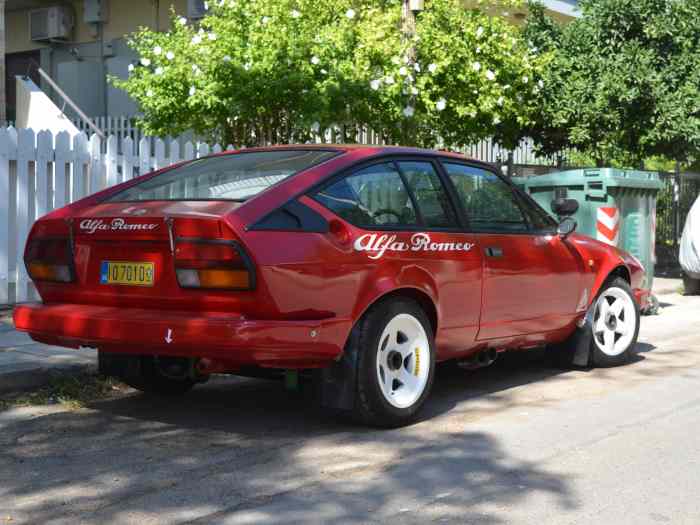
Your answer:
[6,0,187,55]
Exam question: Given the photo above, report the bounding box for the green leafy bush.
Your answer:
[114,0,543,148]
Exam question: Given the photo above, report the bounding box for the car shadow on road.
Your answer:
[0,352,586,524]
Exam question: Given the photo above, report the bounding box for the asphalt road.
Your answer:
[1,293,699,524]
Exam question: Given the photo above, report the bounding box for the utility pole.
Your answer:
[402,0,418,61]
[401,0,424,145]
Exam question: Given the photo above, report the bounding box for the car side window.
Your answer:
[314,163,418,227]
[397,161,458,228]
[442,162,528,233]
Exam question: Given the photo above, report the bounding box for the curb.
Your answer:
[0,362,97,395]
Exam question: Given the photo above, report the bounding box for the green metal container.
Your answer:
[515,168,664,294]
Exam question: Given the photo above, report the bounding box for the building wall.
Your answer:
[6,0,187,54]
[5,0,187,121]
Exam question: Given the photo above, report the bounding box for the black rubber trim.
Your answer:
[249,199,329,233]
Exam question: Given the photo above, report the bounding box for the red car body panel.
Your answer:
[13,145,646,369]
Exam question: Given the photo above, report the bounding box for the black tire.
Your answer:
[590,278,640,368]
[352,299,436,428]
[683,273,700,295]
[118,355,195,396]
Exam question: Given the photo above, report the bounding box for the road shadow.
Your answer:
[0,353,584,524]
[635,342,657,354]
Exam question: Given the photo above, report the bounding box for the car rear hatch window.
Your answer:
[107,149,340,202]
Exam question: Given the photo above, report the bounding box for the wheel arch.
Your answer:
[362,287,439,336]
[590,264,631,305]
[605,265,631,285]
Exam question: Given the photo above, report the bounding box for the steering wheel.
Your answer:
[372,208,403,224]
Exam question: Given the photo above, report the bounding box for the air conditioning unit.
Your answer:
[187,0,207,19]
[29,7,74,41]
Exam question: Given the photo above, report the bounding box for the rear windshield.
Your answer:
[107,149,339,202]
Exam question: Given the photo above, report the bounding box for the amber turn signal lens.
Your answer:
[176,268,250,289]
[27,262,72,283]
[198,269,250,289]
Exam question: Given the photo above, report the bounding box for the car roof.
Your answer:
[216,144,497,171]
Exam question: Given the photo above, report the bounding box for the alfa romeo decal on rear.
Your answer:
[79,218,159,234]
[354,233,475,260]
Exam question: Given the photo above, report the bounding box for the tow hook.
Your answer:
[457,349,499,370]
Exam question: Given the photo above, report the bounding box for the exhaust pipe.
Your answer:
[458,349,499,370]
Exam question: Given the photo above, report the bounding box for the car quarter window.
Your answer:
[442,162,528,233]
[396,161,458,228]
[515,191,558,231]
[314,163,418,227]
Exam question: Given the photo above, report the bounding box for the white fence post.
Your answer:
[35,130,53,221]
[105,135,119,187]
[15,128,35,303]
[139,136,151,176]
[89,134,104,194]
[0,127,14,305]
[73,132,89,201]
[184,141,195,161]
[154,138,167,170]
[54,132,71,210]
[169,139,180,166]
[122,136,135,180]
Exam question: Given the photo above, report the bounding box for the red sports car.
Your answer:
[13,146,645,426]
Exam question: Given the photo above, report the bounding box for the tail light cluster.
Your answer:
[24,238,75,283]
[174,238,255,290]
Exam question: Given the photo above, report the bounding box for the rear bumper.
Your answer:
[13,303,351,368]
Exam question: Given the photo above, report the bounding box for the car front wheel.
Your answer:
[590,278,640,367]
[353,299,436,427]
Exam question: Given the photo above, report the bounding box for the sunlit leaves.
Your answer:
[113,0,543,148]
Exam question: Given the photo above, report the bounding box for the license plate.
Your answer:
[100,261,154,287]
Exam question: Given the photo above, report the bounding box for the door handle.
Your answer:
[485,247,503,257]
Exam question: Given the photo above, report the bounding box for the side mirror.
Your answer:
[557,217,577,239]
[551,198,579,217]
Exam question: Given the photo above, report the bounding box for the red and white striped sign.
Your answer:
[651,203,657,264]
[597,207,620,246]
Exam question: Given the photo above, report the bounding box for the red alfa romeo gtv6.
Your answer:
[13,146,645,426]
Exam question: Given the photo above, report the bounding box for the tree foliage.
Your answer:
[524,0,700,166]
[114,0,543,148]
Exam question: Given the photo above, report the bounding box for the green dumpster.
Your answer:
[515,168,663,304]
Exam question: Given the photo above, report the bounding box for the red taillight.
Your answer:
[174,239,255,290]
[24,238,75,283]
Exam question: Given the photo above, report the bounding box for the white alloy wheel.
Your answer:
[592,287,637,357]
[375,313,431,409]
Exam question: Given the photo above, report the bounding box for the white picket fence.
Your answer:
[0,126,235,305]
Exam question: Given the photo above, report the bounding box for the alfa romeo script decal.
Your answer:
[354,233,475,260]
[79,218,159,234]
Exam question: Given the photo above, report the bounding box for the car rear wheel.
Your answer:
[590,278,640,367]
[353,299,435,427]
